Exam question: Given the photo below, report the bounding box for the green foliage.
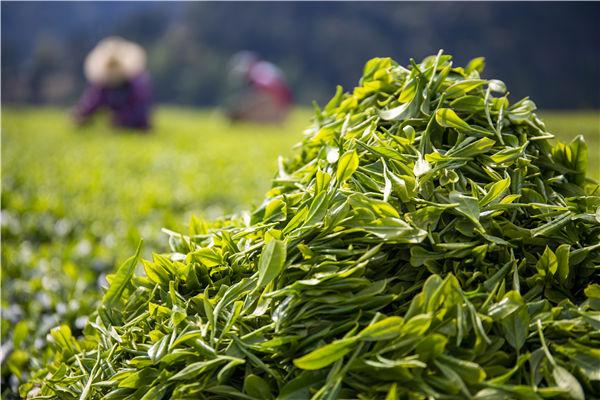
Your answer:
[540,112,600,179]
[4,53,600,399]
[0,108,307,395]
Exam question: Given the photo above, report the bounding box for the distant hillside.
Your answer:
[2,2,599,109]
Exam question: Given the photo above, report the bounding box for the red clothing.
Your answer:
[224,53,293,123]
[246,61,292,106]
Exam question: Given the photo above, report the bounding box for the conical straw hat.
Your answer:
[84,37,146,86]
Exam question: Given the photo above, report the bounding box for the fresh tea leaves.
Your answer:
[24,52,600,399]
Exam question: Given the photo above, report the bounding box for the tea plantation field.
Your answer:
[1,107,310,393]
[1,107,598,393]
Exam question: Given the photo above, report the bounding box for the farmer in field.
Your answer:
[224,51,292,124]
[73,37,152,130]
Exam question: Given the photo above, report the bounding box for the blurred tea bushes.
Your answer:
[0,107,307,393]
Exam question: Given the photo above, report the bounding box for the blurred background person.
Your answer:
[72,37,152,130]
[224,51,292,124]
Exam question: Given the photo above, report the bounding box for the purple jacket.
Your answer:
[74,73,152,130]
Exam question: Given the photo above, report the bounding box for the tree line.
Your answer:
[2,2,599,109]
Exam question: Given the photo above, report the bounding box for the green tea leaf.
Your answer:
[380,102,411,121]
[449,191,481,227]
[170,357,234,381]
[445,79,486,98]
[553,366,584,400]
[293,338,357,370]
[479,176,511,207]
[568,135,588,185]
[359,316,404,341]
[257,239,287,288]
[244,374,273,399]
[465,57,485,74]
[435,108,471,131]
[555,244,570,283]
[438,354,486,384]
[536,246,558,276]
[336,150,359,182]
[489,290,529,351]
[103,240,143,307]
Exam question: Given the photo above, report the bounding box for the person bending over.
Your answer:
[73,37,152,131]
[224,51,292,124]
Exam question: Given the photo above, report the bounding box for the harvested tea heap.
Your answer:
[26,52,599,399]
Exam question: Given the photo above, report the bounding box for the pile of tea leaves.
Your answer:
[24,52,600,399]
